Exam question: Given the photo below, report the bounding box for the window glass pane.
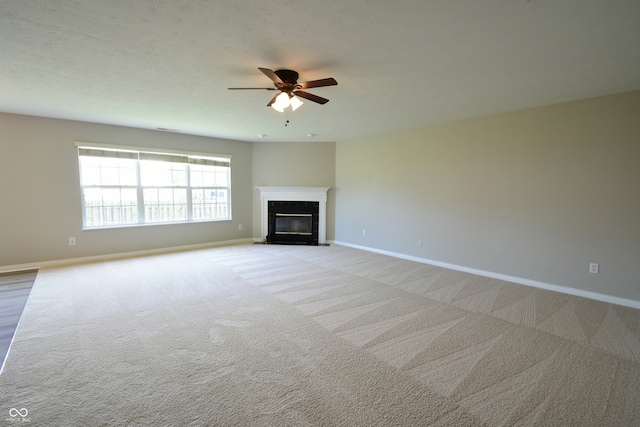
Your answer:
[190,164,229,187]
[214,169,229,187]
[101,166,120,186]
[143,188,158,203]
[192,188,204,201]
[80,165,101,186]
[159,188,174,202]
[120,167,137,185]
[174,189,188,203]
[121,188,137,204]
[83,187,138,226]
[143,188,187,222]
[190,167,202,187]
[79,157,137,186]
[140,160,187,186]
[192,188,229,220]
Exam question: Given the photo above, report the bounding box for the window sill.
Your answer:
[82,218,233,231]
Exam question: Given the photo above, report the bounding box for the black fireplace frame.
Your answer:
[266,201,319,245]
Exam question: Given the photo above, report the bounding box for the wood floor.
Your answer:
[0,270,36,369]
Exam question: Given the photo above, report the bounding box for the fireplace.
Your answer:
[266,201,319,245]
[257,187,329,245]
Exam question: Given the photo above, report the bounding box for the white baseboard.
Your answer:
[0,238,255,274]
[333,241,640,310]
[6,238,637,309]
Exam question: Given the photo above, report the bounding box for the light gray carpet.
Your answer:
[1,244,639,426]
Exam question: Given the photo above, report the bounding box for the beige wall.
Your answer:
[335,91,640,301]
[0,114,253,267]
[251,141,336,242]
[3,91,638,303]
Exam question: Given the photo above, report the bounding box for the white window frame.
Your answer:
[76,141,232,229]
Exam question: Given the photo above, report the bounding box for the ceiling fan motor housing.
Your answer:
[274,69,299,84]
[274,69,301,93]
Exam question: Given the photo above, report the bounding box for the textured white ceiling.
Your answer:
[1,0,639,143]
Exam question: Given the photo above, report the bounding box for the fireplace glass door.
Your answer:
[275,213,313,235]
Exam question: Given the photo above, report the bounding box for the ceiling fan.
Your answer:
[228,68,337,112]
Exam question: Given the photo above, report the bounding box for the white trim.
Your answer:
[333,241,640,310]
[256,187,330,245]
[0,238,253,273]
[74,140,231,161]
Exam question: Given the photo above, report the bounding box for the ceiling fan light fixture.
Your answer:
[290,95,303,111]
[272,92,290,112]
[229,67,337,114]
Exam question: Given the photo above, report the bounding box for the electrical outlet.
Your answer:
[238,224,243,230]
[589,263,599,274]
[362,229,367,236]
[417,239,423,246]
[69,237,76,246]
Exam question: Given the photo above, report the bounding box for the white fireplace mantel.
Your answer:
[257,187,330,244]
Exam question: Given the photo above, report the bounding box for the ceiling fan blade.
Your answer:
[228,87,277,90]
[297,78,338,89]
[267,93,280,106]
[259,67,284,85]
[294,90,329,105]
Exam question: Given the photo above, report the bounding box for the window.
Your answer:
[77,144,231,228]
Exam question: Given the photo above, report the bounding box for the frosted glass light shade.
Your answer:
[271,92,304,112]
[272,92,290,112]
[290,95,303,111]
